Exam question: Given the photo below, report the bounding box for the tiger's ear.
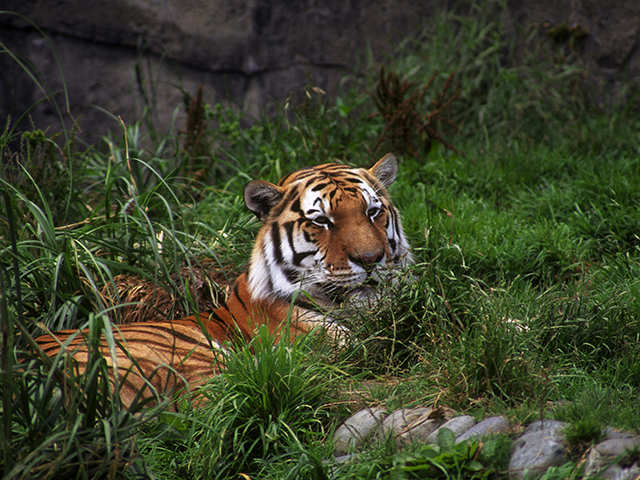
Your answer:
[369,153,398,188]
[244,180,284,221]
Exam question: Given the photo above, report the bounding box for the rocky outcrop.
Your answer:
[0,0,444,142]
[504,0,640,108]
[1,1,638,141]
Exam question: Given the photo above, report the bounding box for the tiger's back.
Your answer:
[36,154,412,405]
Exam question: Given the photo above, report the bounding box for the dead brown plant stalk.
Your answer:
[181,85,209,182]
[372,66,463,158]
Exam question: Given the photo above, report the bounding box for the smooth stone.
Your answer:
[456,415,510,443]
[604,427,637,441]
[333,407,386,456]
[377,407,435,440]
[584,437,640,479]
[597,464,640,480]
[523,420,568,436]
[396,418,441,446]
[508,427,567,480]
[334,453,358,465]
[426,415,477,444]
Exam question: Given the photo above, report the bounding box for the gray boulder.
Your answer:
[509,424,567,480]
[584,436,640,480]
[523,420,567,436]
[333,407,386,456]
[377,407,441,444]
[426,415,476,444]
[456,415,511,443]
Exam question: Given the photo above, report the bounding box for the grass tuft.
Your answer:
[139,327,340,479]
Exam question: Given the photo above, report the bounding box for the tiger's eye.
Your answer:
[367,207,381,219]
[312,215,332,227]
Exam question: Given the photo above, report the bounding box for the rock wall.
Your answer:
[505,0,640,107]
[1,1,638,142]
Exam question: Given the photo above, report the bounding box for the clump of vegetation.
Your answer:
[1,313,166,479]
[138,327,339,480]
[328,429,511,480]
[2,0,640,478]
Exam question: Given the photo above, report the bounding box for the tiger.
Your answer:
[35,153,412,407]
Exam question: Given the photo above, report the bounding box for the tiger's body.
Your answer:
[36,154,412,406]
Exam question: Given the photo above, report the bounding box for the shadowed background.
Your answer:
[1,0,639,143]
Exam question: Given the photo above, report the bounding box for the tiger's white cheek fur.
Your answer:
[386,208,413,267]
[248,245,274,301]
[248,224,325,301]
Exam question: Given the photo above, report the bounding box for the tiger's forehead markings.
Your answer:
[276,164,385,218]
[298,174,380,215]
[279,163,359,185]
[278,164,346,186]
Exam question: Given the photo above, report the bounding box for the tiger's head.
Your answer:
[244,153,412,306]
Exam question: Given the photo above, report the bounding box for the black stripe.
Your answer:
[207,308,229,327]
[312,182,329,191]
[294,298,317,310]
[392,210,401,240]
[279,167,316,185]
[116,326,183,340]
[283,170,314,184]
[271,222,283,263]
[112,328,176,343]
[324,164,348,171]
[140,325,212,349]
[361,172,383,192]
[304,177,318,188]
[233,282,248,312]
[293,250,316,265]
[270,189,293,218]
[283,267,298,283]
[116,337,184,352]
[303,229,312,242]
[283,220,316,266]
[283,220,295,247]
[40,344,67,354]
[390,209,400,252]
[261,242,275,294]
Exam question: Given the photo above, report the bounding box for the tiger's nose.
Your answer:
[349,250,384,267]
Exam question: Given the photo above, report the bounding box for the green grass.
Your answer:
[1,312,167,478]
[2,1,640,478]
[138,327,340,480]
